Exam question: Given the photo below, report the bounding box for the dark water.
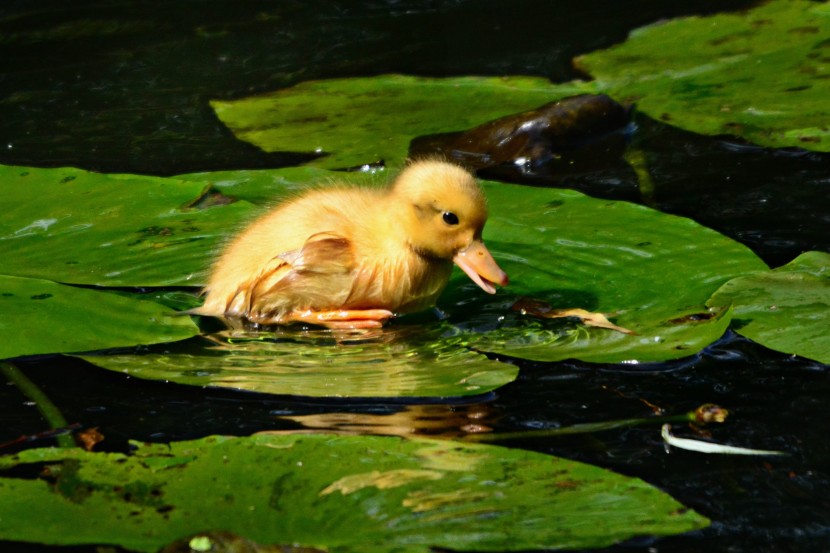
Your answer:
[2,1,830,552]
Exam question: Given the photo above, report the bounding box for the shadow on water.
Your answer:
[1,1,829,552]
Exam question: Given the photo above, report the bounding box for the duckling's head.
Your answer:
[391,160,508,293]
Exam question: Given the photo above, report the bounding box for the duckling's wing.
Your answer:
[242,231,357,323]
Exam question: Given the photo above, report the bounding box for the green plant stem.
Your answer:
[462,411,700,443]
[0,361,75,448]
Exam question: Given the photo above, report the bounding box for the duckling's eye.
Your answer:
[442,211,459,225]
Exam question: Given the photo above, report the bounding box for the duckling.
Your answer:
[194,160,508,329]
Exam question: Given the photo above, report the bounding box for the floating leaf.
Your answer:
[211,75,586,169]
[79,324,518,398]
[0,433,709,552]
[0,164,774,365]
[575,0,830,151]
[176,166,384,206]
[773,250,830,278]
[0,164,256,287]
[175,169,766,363]
[0,275,198,359]
[707,251,830,364]
[455,182,765,363]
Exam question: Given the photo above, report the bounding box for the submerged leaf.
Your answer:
[576,0,830,151]
[79,324,518,398]
[0,433,709,552]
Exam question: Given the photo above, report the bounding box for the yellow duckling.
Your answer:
[195,160,508,329]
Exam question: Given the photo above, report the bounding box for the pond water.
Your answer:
[2,1,830,552]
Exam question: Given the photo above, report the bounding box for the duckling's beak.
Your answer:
[453,240,509,294]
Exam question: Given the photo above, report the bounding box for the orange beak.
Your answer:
[453,240,509,294]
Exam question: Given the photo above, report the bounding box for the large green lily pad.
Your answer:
[210,75,585,169]
[0,433,708,552]
[457,182,764,363]
[79,324,518,398]
[707,251,830,364]
[1,163,791,369]
[176,165,384,205]
[0,164,256,287]
[0,275,197,359]
[576,0,830,151]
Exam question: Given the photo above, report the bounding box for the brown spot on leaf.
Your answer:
[554,480,580,490]
[181,185,237,209]
[512,297,635,335]
[789,26,820,34]
[668,312,716,324]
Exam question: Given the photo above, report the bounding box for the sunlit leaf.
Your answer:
[707,251,830,364]
[176,165,384,206]
[0,164,774,366]
[773,250,830,278]
[0,275,198,359]
[210,75,586,169]
[0,164,256,287]
[79,324,518,398]
[453,182,765,363]
[575,0,830,151]
[0,433,709,552]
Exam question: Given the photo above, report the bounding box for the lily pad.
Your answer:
[210,75,586,169]
[79,324,518,398]
[0,433,709,552]
[0,275,198,359]
[453,182,765,363]
[773,250,830,278]
[707,251,830,364]
[175,165,384,206]
[0,164,775,366]
[0,164,256,287]
[575,0,830,151]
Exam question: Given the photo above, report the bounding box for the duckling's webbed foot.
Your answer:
[283,308,395,329]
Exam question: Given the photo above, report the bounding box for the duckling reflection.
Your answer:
[265,403,497,440]
[190,323,512,398]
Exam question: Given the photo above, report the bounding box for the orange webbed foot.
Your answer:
[284,309,395,330]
